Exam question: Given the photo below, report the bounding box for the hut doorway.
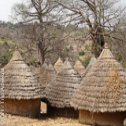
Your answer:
[40,101,47,114]
[40,98,49,115]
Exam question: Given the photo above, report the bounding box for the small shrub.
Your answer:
[0,51,12,65]
[79,51,85,56]
[62,47,69,58]
[81,57,90,67]
[29,58,36,66]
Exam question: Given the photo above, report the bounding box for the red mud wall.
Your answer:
[79,110,126,126]
[4,99,41,117]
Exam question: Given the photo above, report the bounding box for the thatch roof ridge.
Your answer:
[98,44,114,59]
[72,46,126,112]
[10,50,23,62]
[43,63,48,69]
[82,55,96,77]
[87,55,96,67]
[46,59,81,108]
[74,60,85,69]
[54,57,64,73]
[60,59,73,72]
[38,63,50,90]
[4,50,43,100]
[48,63,56,81]
[48,64,56,73]
[74,60,85,77]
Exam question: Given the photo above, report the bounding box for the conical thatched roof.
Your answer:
[46,59,81,108]
[4,50,42,100]
[54,57,64,73]
[72,45,126,112]
[74,60,85,77]
[38,63,50,90]
[48,64,56,81]
[82,55,96,77]
[87,55,96,68]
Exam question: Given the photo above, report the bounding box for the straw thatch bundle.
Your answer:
[74,60,85,76]
[48,64,56,82]
[72,45,126,113]
[54,57,64,73]
[38,63,50,90]
[82,55,96,77]
[46,59,81,108]
[4,50,42,100]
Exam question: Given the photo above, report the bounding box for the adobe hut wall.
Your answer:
[48,107,78,118]
[4,99,41,118]
[79,110,126,126]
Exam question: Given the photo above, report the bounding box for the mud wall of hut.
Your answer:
[48,107,79,118]
[4,99,41,117]
[79,110,126,126]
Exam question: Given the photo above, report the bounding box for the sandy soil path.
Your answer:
[4,114,89,126]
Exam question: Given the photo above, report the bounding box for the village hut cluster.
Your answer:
[0,43,126,126]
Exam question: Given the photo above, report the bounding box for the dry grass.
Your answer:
[4,114,89,126]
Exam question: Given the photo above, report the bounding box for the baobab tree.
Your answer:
[55,0,126,57]
[12,0,64,64]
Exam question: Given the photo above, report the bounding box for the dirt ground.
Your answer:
[4,114,89,126]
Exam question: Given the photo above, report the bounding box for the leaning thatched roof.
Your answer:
[4,50,42,100]
[54,57,64,73]
[46,59,81,108]
[72,45,126,112]
[74,60,85,77]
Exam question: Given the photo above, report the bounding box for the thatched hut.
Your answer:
[4,50,43,117]
[54,57,63,73]
[71,45,126,126]
[46,59,81,118]
[74,60,85,77]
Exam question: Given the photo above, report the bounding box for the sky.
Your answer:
[0,0,126,22]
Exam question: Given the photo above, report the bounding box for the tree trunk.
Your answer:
[37,42,45,65]
[91,28,105,57]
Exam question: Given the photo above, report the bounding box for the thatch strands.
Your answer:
[82,55,96,77]
[72,45,126,113]
[46,59,81,108]
[4,50,42,100]
[48,64,56,81]
[38,63,50,90]
[74,60,85,77]
[54,57,64,73]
